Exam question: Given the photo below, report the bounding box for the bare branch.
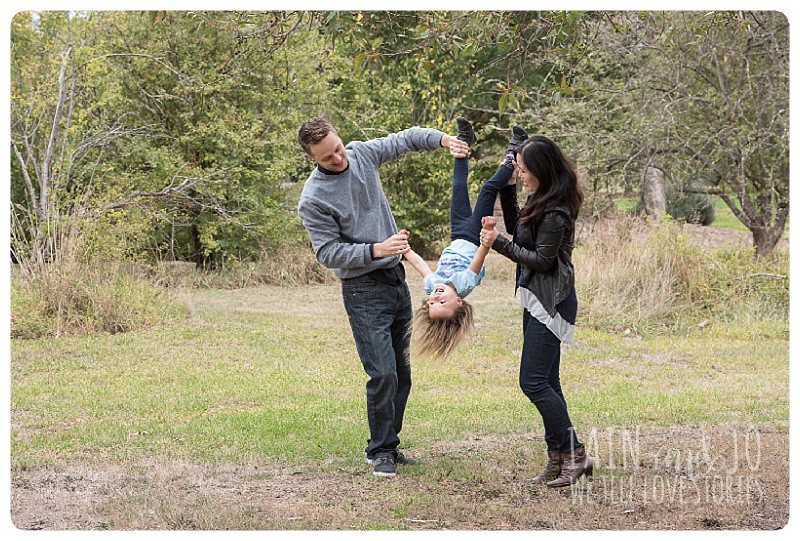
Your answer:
[719,194,751,228]
[86,166,229,216]
[40,45,73,213]
[678,186,725,196]
[11,140,39,215]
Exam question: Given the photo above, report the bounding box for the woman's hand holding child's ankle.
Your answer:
[480,216,499,247]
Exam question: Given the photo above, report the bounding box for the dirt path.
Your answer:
[11,423,788,531]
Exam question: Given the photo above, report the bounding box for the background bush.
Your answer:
[666,190,716,226]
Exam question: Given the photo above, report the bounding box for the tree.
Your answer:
[650,11,789,256]
[10,11,328,268]
[10,12,221,265]
[567,12,789,255]
[316,11,590,254]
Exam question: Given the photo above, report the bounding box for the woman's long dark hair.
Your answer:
[517,136,583,225]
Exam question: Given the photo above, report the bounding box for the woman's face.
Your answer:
[514,157,539,191]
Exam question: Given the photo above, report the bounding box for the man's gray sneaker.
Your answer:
[371,452,397,478]
[366,451,417,466]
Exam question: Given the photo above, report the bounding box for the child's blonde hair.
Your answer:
[411,298,475,360]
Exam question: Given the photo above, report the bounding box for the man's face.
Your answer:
[308,131,348,172]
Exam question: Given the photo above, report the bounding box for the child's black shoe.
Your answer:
[456,117,477,146]
[507,125,528,153]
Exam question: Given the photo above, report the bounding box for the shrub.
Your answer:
[703,245,789,325]
[576,216,703,332]
[666,191,715,225]
[11,216,186,339]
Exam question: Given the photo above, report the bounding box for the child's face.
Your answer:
[427,283,463,319]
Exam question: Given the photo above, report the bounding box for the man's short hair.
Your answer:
[298,117,336,155]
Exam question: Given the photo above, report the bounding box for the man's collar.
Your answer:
[317,163,349,176]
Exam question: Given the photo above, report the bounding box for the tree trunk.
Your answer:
[719,194,787,258]
[642,166,666,219]
[752,226,781,258]
[190,223,207,269]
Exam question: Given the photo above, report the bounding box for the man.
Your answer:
[297,117,468,477]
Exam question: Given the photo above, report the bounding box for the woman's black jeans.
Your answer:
[520,309,582,452]
[449,157,513,244]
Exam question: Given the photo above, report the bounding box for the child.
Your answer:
[403,117,528,359]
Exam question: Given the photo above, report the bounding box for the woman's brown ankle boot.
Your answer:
[532,450,562,483]
[547,445,594,488]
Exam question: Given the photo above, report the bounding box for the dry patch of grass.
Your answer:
[11,423,788,530]
[154,245,335,289]
[10,261,184,338]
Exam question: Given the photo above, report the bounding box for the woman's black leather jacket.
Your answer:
[493,187,576,317]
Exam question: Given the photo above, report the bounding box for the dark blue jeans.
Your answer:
[520,310,582,452]
[450,157,514,245]
[341,271,413,458]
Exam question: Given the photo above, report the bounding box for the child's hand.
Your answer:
[481,216,497,230]
[401,249,416,261]
[509,159,519,185]
[374,230,411,258]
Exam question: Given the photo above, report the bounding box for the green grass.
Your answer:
[711,196,749,231]
[10,270,789,471]
[613,195,789,235]
[10,259,790,530]
[612,197,638,212]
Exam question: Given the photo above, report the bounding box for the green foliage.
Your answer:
[10,10,789,281]
[11,11,332,270]
[315,11,591,254]
[381,152,451,257]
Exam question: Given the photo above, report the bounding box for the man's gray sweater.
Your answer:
[298,127,446,279]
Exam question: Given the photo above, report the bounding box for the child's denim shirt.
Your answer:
[422,239,485,298]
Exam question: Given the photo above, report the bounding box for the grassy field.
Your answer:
[612,195,782,234]
[9,251,789,531]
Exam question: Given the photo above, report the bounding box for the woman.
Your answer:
[480,135,593,487]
